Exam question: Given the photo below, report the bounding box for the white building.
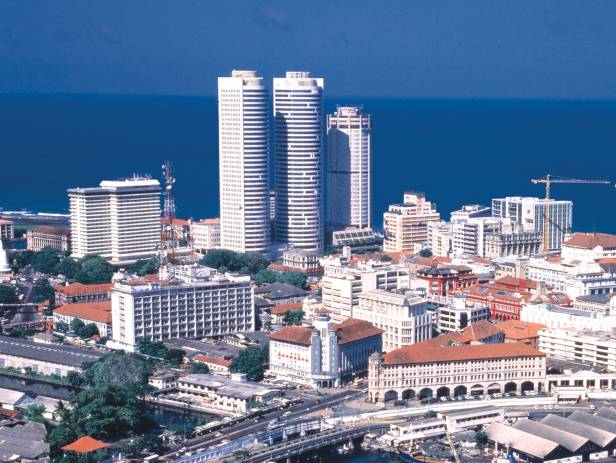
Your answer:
[53,300,112,338]
[383,191,440,252]
[539,329,616,372]
[110,265,254,351]
[484,231,543,259]
[355,289,432,351]
[427,221,452,258]
[68,177,161,265]
[561,233,616,261]
[320,257,410,322]
[191,218,221,250]
[218,70,270,253]
[491,196,573,252]
[437,296,490,333]
[327,106,371,231]
[273,71,324,253]
[521,302,616,332]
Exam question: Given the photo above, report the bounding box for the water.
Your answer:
[310,449,397,463]
[1,94,616,232]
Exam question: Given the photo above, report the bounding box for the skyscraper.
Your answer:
[273,71,324,253]
[327,106,372,232]
[218,70,269,253]
[68,177,161,264]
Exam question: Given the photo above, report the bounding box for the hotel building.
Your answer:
[68,177,161,265]
[218,70,270,253]
[383,192,440,252]
[273,71,325,253]
[191,218,221,250]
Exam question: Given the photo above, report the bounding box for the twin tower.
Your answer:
[218,70,371,255]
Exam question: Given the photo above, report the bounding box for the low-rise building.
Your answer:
[0,335,105,376]
[574,294,614,315]
[368,340,546,402]
[484,230,543,259]
[148,369,179,390]
[191,218,221,250]
[178,373,282,414]
[53,300,113,337]
[276,249,322,275]
[522,302,616,332]
[416,265,478,297]
[539,329,616,372]
[437,296,489,333]
[331,228,383,254]
[496,319,545,348]
[26,226,70,252]
[0,421,50,462]
[561,233,616,261]
[254,282,308,306]
[193,354,232,374]
[269,302,304,326]
[54,282,112,306]
[0,220,14,240]
[268,313,383,388]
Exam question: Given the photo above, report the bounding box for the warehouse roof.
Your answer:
[0,335,105,368]
[513,419,589,452]
[0,421,49,460]
[485,422,560,459]
[568,410,616,434]
[542,414,616,447]
[597,407,616,422]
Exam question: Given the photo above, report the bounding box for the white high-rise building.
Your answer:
[450,205,506,258]
[218,70,269,253]
[491,196,573,252]
[68,177,161,265]
[273,72,324,253]
[327,106,371,231]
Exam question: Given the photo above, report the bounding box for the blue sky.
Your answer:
[2,0,616,98]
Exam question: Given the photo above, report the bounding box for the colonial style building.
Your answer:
[484,231,543,259]
[54,282,112,306]
[268,313,383,388]
[26,226,70,252]
[561,233,616,261]
[53,301,113,338]
[416,265,478,297]
[368,340,546,402]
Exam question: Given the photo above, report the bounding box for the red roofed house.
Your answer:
[561,232,616,261]
[53,300,112,337]
[62,435,109,456]
[268,312,383,388]
[269,302,304,325]
[496,319,545,348]
[54,282,112,306]
[193,354,232,374]
[368,338,546,403]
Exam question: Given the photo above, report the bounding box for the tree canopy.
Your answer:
[0,284,18,304]
[190,362,210,374]
[74,255,114,283]
[283,310,305,326]
[254,268,307,289]
[137,338,168,359]
[32,278,55,305]
[202,249,270,276]
[128,257,159,277]
[82,351,154,396]
[229,345,268,381]
[419,248,433,258]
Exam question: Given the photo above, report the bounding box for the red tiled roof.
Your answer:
[54,300,112,324]
[270,302,304,315]
[269,326,314,346]
[62,435,110,453]
[497,320,545,340]
[144,273,159,282]
[564,232,616,250]
[268,263,310,273]
[334,318,383,345]
[197,218,220,225]
[383,340,544,366]
[457,320,503,343]
[160,218,189,226]
[54,283,112,297]
[30,226,70,236]
[495,276,538,291]
[193,354,232,367]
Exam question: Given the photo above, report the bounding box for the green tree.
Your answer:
[164,348,186,367]
[31,247,61,274]
[424,410,437,418]
[22,404,46,423]
[137,338,168,359]
[66,371,86,388]
[254,269,279,285]
[0,284,18,304]
[70,318,86,336]
[278,270,307,289]
[230,346,267,381]
[33,278,55,305]
[419,248,433,258]
[55,257,81,279]
[83,351,154,396]
[9,249,33,272]
[6,327,35,339]
[54,320,69,333]
[80,323,99,339]
[75,255,113,284]
[283,310,305,326]
[190,362,210,374]
[475,430,488,446]
[129,257,159,277]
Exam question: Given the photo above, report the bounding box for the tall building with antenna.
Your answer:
[218,70,270,253]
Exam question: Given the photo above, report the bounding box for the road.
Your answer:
[162,388,363,459]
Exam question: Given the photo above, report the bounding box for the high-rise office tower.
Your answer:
[273,71,324,253]
[327,106,371,232]
[218,70,269,253]
[68,177,161,264]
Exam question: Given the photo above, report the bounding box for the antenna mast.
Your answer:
[161,161,177,265]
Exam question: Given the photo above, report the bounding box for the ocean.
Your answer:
[1,94,615,232]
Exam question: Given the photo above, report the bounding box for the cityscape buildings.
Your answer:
[383,191,440,252]
[190,218,221,251]
[0,220,14,240]
[26,226,71,252]
[273,72,325,253]
[68,177,161,265]
[218,70,270,253]
[327,105,371,233]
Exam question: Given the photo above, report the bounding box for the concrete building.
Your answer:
[427,221,452,258]
[0,335,105,376]
[561,233,616,261]
[191,218,221,250]
[491,196,573,252]
[276,248,321,275]
[327,106,371,232]
[437,296,489,333]
[54,282,112,306]
[26,226,71,252]
[383,192,440,252]
[218,70,269,253]
[484,230,543,259]
[539,329,616,372]
[368,340,546,402]
[0,240,11,281]
[53,300,113,337]
[110,265,254,351]
[68,177,161,265]
[331,228,383,254]
[320,257,409,322]
[574,294,614,315]
[274,71,324,253]
[268,313,382,388]
[416,264,478,297]
[0,220,13,240]
[522,302,616,332]
[497,319,545,348]
[355,290,432,351]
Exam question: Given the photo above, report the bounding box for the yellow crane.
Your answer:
[531,175,611,252]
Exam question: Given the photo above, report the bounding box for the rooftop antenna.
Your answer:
[161,161,177,270]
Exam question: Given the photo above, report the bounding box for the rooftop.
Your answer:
[54,300,112,324]
[270,302,304,315]
[496,319,545,340]
[0,421,49,460]
[564,232,616,250]
[542,414,616,447]
[254,282,308,300]
[30,225,70,236]
[485,421,559,459]
[0,335,105,368]
[54,282,112,297]
[62,435,110,453]
[179,374,278,400]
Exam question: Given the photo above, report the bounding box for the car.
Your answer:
[589,404,597,410]
[543,405,549,409]
[215,431,223,437]
[554,405,560,410]
[440,397,448,402]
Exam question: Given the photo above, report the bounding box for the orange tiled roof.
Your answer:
[30,226,70,236]
[497,320,546,340]
[334,318,383,345]
[54,300,112,324]
[457,320,503,343]
[495,276,538,291]
[564,232,616,250]
[269,326,313,346]
[270,302,304,315]
[198,218,221,225]
[383,340,544,366]
[62,435,109,453]
[54,283,112,297]
[193,354,232,367]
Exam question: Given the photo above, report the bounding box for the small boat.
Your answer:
[337,442,354,455]
[398,448,450,463]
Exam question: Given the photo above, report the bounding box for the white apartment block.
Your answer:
[320,257,410,322]
[327,106,371,231]
[383,192,440,253]
[528,256,616,298]
[437,296,490,333]
[0,220,14,240]
[356,289,432,351]
[539,329,616,372]
[68,177,161,265]
[561,233,616,261]
[218,70,270,253]
[191,218,221,250]
[491,196,573,252]
[428,221,452,258]
[110,265,254,352]
[274,71,324,253]
[521,302,616,332]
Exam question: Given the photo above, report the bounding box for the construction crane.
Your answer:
[531,174,611,252]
